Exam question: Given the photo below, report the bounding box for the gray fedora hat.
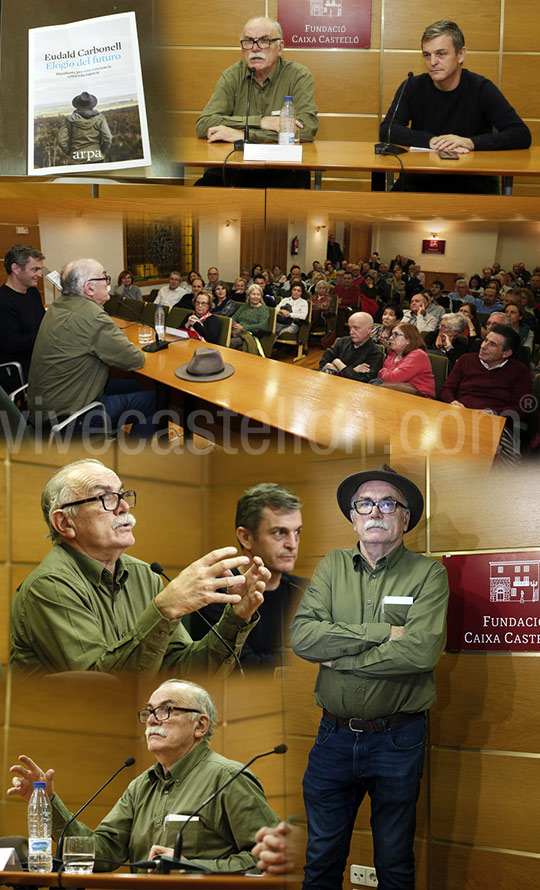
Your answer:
[175,347,234,382]
[336,463,424,530]
[72,91,98,109]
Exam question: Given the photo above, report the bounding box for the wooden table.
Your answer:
[116,320,505,462]
[1,871,289,889]
[173,138,539,193]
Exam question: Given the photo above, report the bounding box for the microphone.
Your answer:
[375,71,414,155]
[150,563,244,676]
[233,67,256,151]
[133,744,288,874]
[55,757,135,869]
[117,298,169,353]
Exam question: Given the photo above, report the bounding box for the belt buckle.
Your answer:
[347,718,366,732]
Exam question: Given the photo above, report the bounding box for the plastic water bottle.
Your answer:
[279,96,296,145]
[155,303,165,341]
[28,782,52,872]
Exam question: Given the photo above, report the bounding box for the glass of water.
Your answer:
[63,836,95,874]
[138,324,153,346]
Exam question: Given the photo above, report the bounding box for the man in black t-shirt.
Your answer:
[0,243,45,391]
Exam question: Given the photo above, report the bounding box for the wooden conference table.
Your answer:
[115,319,505,461]
[173,137,540,193]
[1,871,289,889]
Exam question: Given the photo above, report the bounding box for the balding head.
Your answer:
[348,312,373,346]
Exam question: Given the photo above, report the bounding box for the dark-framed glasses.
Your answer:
[87,273,111,284]
[60,490,136,511]
[240,36,280,49]
[138,706,201,724]
[353,497,407,515]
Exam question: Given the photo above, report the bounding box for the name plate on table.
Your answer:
[243,144,303,163]
[0,848,22,871]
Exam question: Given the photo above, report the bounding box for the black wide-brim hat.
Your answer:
[336,462,424,530]
[72,91,98,109]
[175,347,234,381]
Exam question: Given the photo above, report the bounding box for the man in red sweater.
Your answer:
[439,324,531,419]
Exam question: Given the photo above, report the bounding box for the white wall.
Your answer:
[198,214,240,284]
[39,211,124,304]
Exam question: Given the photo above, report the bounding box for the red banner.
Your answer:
[422,239,446,255]
[279,0,372,50]
[444,551,540,651]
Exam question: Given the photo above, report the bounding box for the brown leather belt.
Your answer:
[322,708,425,733]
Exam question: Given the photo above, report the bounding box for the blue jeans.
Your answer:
[302,715,426,890]
[96,379,157,438]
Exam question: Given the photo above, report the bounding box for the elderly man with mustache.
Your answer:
[10,459,269,676]
[196,16,318,146]
[8,679,279,872]
[291,464,449,890]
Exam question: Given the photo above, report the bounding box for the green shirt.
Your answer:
[231,303,269,333]
[51,743,280,872]
[10,543,256,677]
[290,542,449,720]
[28,293,144,421]
[196,58,319,143]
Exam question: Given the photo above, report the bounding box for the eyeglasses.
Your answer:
[87,274,111,284]
[352,497,408,515]
[240,36,280,49]
[138,706,201,724]
[389,331,406,339]
[60,490,136,511]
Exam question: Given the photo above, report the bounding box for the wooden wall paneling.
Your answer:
[382,1,501,50]
[262,218,289,275]
[0,464,6,564]
[503,0,540,50]
[240,217,268,272]
[430,842,540,890]
[0,566,9,665]
[430,748,540,851]
[502,55,540,118]
[161,49,239,112]
[380,53,500,112]
[432,653,540,753]
[299,50,380,116]
[116,449,207,486]
[154,0,266,47]
[10,462,62,564]
[348,225,373,265]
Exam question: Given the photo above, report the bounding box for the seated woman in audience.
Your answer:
[276,281,309,335]
[114,270,142,301]
[186,270,201,291]
[324,260,337,281]
[232,277,247,301]
[373,323,435,397]
[213,281,237,317]
[272,265,287,286]
[458,302,482,345]
[229,284,270,349]
[425,313,469,370]
[505,301,534,349]
[359,273,382,318]
[468,274,483,296]
[371,304,403,349]
[310,279,334,331]
[180,291,220,343]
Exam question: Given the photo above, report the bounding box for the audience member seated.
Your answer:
[504,301,534,349]
[370,304,403,348]
[429,279,448,308]
[186,270,201,290]
[213,281,237,317]
[360,273,382,312]
[405,264,424,301]
[154,271,188,308]
[310,280,334,332]
[439,324,531,420]
[252,273,277,306]
[113,270,142,301]
[466,280,504,314]
[425,287,446,324]
[272,265,287,286]
[28,258,156,437]
[319,312,384,381]
[458,301,482,344]
[425,313,469,370]
[372,323,436,397]
[275,282,309,335]
[334,271,362,336]
[232,277,248,301]
[402,293,438,332]
[447,278,472,306]
[230,284,270,350]
[388,266,406,304]
[180,291,221,343]
[468,274,483,295]
[0,243,45,389]
[206,267,220,290]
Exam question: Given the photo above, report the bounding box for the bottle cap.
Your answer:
[33,781,46,788]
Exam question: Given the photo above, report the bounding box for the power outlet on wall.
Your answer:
[350,864,378,886]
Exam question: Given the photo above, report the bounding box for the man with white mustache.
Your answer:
[10,459,269,676]
[290,464,449,890]
[195,16,318,145]
[8,679,279,872]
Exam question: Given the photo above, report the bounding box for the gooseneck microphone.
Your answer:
[150,562,244,676]
[117,298,169,353]
[132,745,288,874]
[244,67,256,144]
[55,757,135,869]
[375,71,414,155]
